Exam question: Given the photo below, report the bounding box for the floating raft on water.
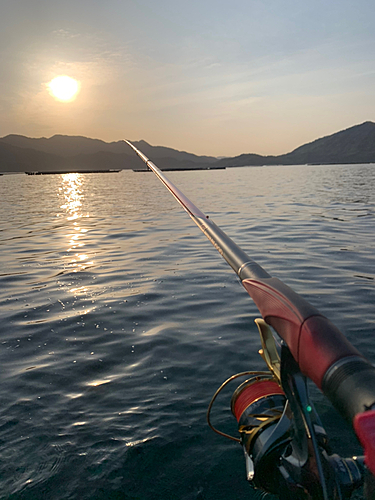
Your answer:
[132,166,226,172]
[26,170,121,175]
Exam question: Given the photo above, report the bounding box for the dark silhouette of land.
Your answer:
[0,121,374,173]
[213,121,375,167]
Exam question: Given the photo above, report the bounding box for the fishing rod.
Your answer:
[126,141,375,499]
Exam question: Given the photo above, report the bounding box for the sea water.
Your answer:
[0,164,374,499]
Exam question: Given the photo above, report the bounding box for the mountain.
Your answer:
[131,140,217,164]
[1,134,217,163]
[0,141,68,172]
[1,134,116,157]
[0,135,217,172]
[0,141,142,173]
[211,121,375,167]
[0,121,374,173]
[280,121,375,165]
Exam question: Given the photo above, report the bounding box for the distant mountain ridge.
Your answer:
[212,121,375,167]
[1,134,217,163]
[0,121,374,173]
[0,135,217,172]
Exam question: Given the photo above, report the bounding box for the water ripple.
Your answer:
[0,166,374,499]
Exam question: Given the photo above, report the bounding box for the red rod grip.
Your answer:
[242,277,361,389]
[354,410,375,475]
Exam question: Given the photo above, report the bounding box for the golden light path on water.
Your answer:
[58,174,114,390]
[57,173,157,393]
[59,173,93,295]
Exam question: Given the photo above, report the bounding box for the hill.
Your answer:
[280,121,375,165]
[0,121,374,172]
[0,135,217,172]
[211,121,375,167]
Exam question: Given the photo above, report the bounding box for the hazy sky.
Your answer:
[1,0,374,156]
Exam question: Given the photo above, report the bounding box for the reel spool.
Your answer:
[230,319,287,461]
[207,371,289,491]
[231,374,288,487]
[206,321,289,491]
[231,374,286,449]
[207,319,286,452]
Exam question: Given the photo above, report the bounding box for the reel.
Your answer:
[231,374,285,432]
[231,373,289,488]
[207,319,291,489]
[207,319,365,498]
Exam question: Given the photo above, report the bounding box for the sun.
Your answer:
[48,75,80,102]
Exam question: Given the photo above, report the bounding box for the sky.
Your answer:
[0,0,374,157]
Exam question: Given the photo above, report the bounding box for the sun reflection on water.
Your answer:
[59,174,94,291]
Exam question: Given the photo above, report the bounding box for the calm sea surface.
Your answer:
[0,164,374,500]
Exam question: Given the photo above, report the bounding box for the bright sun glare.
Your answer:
[48,75,80,102]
